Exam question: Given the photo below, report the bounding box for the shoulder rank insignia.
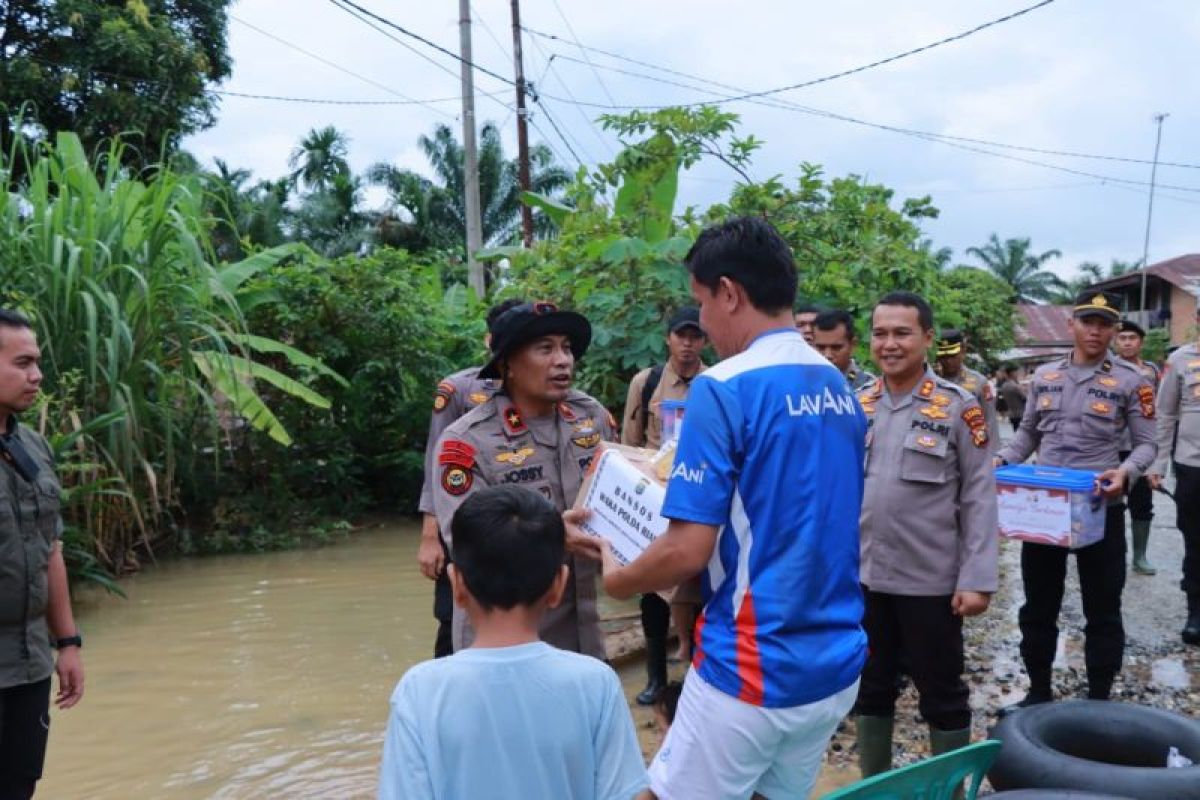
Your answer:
[961,406,988,448]
[496,446,535,466]
[918,379,936,399]
[1101,359,1113,373]
[919,405,949,420]
[557,402,577,422]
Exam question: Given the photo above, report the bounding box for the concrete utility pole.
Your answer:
[1138,112,1168,317]
[459,0,485,297]
[510,0,535,247]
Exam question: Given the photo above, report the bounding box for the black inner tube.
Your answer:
[1037,713,1200,768]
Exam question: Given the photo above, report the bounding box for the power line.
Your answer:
[549,0,618,106]
[230,14,455,119]
[329,0,516,88]
[528,1,1058,109]
[532,98,586,169]
[216,89,459,106]
[545,48,1200,171]
[527,36,614,158]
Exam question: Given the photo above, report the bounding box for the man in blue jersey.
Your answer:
[595,216,868,800]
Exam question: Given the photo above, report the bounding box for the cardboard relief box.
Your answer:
[574,441,671,566]
[994,464,1105,549]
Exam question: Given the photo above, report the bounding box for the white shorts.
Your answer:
[647,668,858,800]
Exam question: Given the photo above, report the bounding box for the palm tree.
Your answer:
[288,126,351,192]
[1053,258,1144,303]
[966,234,1066,304]
[367,122,570,252]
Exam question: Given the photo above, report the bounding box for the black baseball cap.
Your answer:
[667,307,703,335]
[1073,290,1121,322]
[479,302,592,380]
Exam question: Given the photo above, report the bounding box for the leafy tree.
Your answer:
[0,0,233,164]
[966,234,1066,304]
[367,122,570,253]
[1055,257,1143,302]
[288,125,351,193]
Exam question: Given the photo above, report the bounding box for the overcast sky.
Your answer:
[186,0,1200,280]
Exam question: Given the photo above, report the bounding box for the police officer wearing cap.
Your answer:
[1148,301,1200,646]
[431,302,615,658]
[997,290,1158,708]
[1113,318,1162,576]
[416,299,524,658]
[621,306,707,705]
[936,329,1000,450]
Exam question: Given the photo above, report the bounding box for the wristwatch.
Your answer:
[55,634,83,649]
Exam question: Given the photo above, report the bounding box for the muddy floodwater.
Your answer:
[40,520,657,799]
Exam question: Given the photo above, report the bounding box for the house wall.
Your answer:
[1170,286,1198,345]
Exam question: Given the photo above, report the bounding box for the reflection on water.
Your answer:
[42,522,437,799]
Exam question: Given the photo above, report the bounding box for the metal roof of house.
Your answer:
[1015,303,1072,346]
[1086,254,1200,295]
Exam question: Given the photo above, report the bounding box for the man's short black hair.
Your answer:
[486,298,527,333]
[0,309,33,332]
[685,216,797,314]
[814,309,857,340]
[873,291,934,333]
[450,485,565,611]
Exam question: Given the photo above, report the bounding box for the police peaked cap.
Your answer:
[936,329,965,357]
[1073,290,1121,322]
[479,302,592,379]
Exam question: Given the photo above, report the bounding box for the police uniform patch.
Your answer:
[1098,376,1118,388]
[571,418,601,449]
[918,380,936,399]
[919,405,949,420]
[469,392,489,406]
[441,465,472,496]
[557,402,577,422]
[962,378,978,392]
[1137,385,1156,419]
[1043,371,1062,381]
[962,406,988,448]
[1090,401,1112,414]
[916,434,938,448]
[433,380,456,413]
[930,393,952,407]
[502,406,527,434]
[496,446,535,466]
[1040,395,1053,409]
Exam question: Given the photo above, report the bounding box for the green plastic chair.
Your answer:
[820,740,1001,800]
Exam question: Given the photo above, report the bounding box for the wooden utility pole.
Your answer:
[510,0,534,247]
[459,0,485,297]
[1137,112,1168,318]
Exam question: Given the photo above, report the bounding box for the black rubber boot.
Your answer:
[998,670,1052,718]
[930,726,971,800]
[1183,595,1200,646]
[636,633,668,706]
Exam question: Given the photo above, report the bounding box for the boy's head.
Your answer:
[449,485,568,612]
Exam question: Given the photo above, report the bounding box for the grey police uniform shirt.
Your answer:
[417,366,499,515]
[846,359,876,393]
[1119,359,1160,452]
[942,365,1001,451]
[431,390,616,659]
[0,419,62,689]
[998,354,1158,490]
[1154,342,1200,472]
[857,370,999,596]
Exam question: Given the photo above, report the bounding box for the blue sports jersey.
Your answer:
[662,328,868,708]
